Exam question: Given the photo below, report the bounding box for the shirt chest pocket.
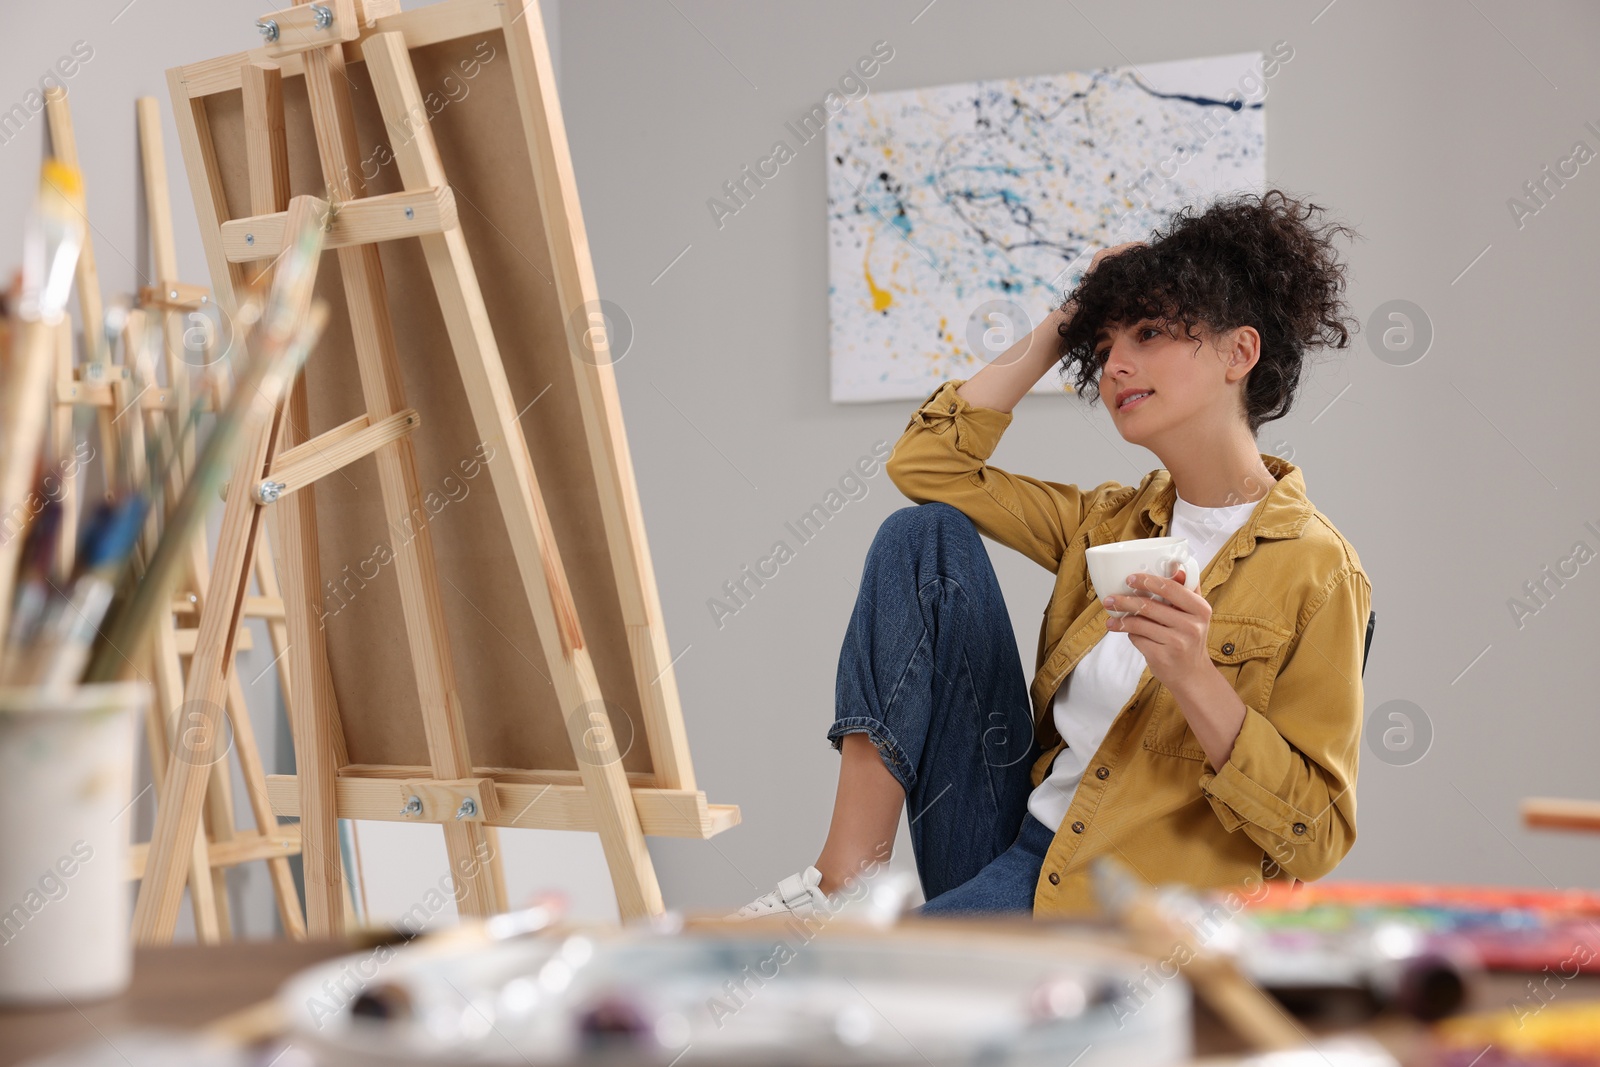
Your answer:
[1140,614,1295,761]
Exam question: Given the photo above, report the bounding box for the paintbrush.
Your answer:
[0,491,63,684]
[0,158,86,653]
[15,492,149,690]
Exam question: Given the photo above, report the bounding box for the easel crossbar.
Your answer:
[265,775,739,838]
[220,187,455,262]
[127,827,302,881]
[265,407,420,495]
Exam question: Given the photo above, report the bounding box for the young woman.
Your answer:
[734,189,1372,920]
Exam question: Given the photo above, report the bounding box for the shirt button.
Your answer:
[1095,766,1110,780]
[1221,641,1235,655]
[1071,820,1085,834]
[1292,822,1306,835]
[1048,871,1060,885]
[947,402,957,412]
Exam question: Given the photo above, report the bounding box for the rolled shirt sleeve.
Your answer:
[1196,566,1371,882]
[884,378,1124,573]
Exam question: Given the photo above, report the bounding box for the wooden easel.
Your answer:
[142,0,738,943]
[127,96,310,941]
[40,84,312,941]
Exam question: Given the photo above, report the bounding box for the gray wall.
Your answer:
[3,0,1596,936]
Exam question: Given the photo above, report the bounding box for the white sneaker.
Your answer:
[726,865,829,921]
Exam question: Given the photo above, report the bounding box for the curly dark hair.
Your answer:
[1054,189,1362,436]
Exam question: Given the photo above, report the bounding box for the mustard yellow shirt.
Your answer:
[883,378,1372,918]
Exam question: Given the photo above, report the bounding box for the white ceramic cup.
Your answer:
[0,681,148,1004]
[1086,537,1200,618]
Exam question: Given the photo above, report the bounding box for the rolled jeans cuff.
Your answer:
[826,717,915,793]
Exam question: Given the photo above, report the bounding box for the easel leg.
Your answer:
[299,30,500,920]
[201,808,235,939]
[270,372,347,936]
[149,628,223,942]
[252,547,295,717]
[365,32,663,920]
[224,668,306,938]
[201,729,238,941]
[483,825,509,912]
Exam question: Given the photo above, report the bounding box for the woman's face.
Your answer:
[1092,316,1253,447]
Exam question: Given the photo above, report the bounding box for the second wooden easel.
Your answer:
[131,94,311,940]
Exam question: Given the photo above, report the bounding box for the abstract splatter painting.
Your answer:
[827,51,1269,403]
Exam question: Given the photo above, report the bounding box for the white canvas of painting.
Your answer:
[827,51,1270,403]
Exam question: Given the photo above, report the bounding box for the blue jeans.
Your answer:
[826,502,1055,916]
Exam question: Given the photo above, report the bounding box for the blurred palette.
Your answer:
[278,915,1193,1066]
[1238,882,1600,974]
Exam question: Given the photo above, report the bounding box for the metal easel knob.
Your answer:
[454,797,478,820]
[310,4,334,29]
[256,19,279,43]
[255,480,285,505]
[400,795,423,817]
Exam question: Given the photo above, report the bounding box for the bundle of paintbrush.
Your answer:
[0,157,331,691]
[0,488,148,687]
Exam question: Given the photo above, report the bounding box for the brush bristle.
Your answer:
[38,158,85,213]
[24,156,88,320]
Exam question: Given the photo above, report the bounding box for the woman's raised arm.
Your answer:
[956,241,1144,412]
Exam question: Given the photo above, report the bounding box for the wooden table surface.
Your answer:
[0,938,1589,1066]
[0,940,350,1066]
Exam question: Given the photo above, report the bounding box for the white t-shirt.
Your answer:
[1025,491,1262,832]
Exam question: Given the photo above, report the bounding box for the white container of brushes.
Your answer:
[0,680,148,1003]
